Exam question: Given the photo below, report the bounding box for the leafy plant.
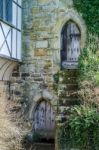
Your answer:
[58,2,99,150]
[58,105,99,150]
[78,48,99,83]
[73,0,99,34]
[77,47,99,106]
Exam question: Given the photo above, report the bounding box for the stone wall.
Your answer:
[8,0,86,139]
[21,0,86,115]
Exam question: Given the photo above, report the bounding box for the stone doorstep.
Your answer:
[34,143,54,146]
[62,149,79,150]
[33,143,55,150]
[59,70,79,77]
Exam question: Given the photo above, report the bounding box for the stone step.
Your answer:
[59,84,78,90]
[33,143,55,150]
[59,90,78,98]
[58,70,79,110]
[59,77,78,84]
[59,98,80,106]
[59,76,77,84]
[66,84,78,90]
[59,70,79,77]
[59,97,79,101]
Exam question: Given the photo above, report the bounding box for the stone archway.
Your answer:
[51,10,86,68]
[28,91,57,150]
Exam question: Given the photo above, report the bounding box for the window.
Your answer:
[5,0,12,22]
[0,0,12,23]
[0,0,22,60]
[0,0,3,19]
[12,0,22,30]
[61,21,81,69]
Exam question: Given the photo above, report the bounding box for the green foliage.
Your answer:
[73,0,99,34]
[53,72,59,93]
[78,48,99,85]
[58,49,99,149]
[58,2,99,148]
[58,105,99,150]
[53,72,59,84]
[94,72,99,86]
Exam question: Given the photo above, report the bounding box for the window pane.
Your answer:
[18,0,22,6]
[17,31,21,59]
[0,0,3,19]
[13,0,17,2]
[5,0,12,22]
[12,2,17,27]
[17,7,21,29]
[12,29,17,58]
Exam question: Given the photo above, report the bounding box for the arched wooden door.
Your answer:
[61,20,81,69]
[33,100,55,139]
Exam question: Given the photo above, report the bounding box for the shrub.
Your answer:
[58,105,99,150]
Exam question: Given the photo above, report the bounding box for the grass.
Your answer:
[0,84,22,150]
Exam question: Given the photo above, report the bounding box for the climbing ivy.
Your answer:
[73,0,99,34]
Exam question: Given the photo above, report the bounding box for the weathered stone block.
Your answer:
[34,49,47,56]
[32,7,39,14]
[45,77,53,84]
[42,90,53,100]
[38,0,50,4]
[44,60,52,69]
[27,64,35,72]
[49,39,60,49]
[36,40,48,48]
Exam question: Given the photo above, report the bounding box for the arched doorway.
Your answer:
[61,20,81,69]
[33,100,55,140]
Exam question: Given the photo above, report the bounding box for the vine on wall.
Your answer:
[73,0,99,35]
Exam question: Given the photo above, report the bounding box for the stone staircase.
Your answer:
[57,70,79,121]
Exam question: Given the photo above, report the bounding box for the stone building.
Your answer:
[0,0,91,149]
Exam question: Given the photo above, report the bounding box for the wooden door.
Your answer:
[33,100,55,138]
[61,21,81,69]
[66,22,81,62]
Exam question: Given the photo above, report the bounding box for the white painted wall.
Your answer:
[0,0,22,60]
